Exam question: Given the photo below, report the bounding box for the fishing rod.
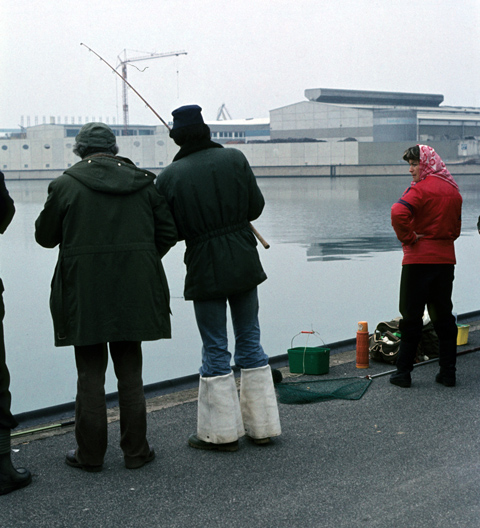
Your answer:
[80,43,171,130]
[12,345,480,438]
[364,345,480,380]
[12,420,75,438]
[80,43,270,249]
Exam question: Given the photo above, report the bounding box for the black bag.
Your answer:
[369,318,440,365]
[369,319,401,365]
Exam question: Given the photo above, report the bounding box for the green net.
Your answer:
[276,377,373,405]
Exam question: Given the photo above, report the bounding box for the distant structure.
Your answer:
[270,87,480,144]
[116,48,187,133]
[305,88,443,107]
[216,104,232,121]
[2,87,480,177]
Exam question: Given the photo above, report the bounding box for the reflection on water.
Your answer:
[2,174,480,414]
[256,174,480,253]
[307,235,402,261]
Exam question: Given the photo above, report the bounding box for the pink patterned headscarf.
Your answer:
[416,144,459,190]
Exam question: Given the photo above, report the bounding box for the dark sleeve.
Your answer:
[0,172,15,234]
[34,180,63,248]
[244,157,265,221]
[152,190,178,259]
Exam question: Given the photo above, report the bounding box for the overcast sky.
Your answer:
[1,0,479,129]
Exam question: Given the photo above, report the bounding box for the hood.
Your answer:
[65,155,155,195]
[417,145,459,190]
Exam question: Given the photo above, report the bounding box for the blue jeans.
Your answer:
[193,288,269,377]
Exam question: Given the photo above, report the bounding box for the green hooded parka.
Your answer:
[35,155,178,347]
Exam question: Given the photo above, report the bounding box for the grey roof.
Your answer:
[305,87,444,107]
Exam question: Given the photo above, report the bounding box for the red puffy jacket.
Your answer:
[391,175,462,265]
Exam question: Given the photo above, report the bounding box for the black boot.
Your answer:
[389,370,412,388]
[0,429,32,495]
[435,371,456,387]
[436,338,457,387]
[389,340,417,388]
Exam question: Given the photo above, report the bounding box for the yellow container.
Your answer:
[457,324,469,346]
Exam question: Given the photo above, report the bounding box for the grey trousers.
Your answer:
[74,342,150,467]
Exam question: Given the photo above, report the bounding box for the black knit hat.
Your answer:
[75,122,116,149]
[171,105,204,130]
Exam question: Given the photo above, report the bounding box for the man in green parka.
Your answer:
[156,105,281,452]
[35,123,178,472]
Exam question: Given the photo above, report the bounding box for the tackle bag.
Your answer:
[369,319,401,365]
[369,319,440,365]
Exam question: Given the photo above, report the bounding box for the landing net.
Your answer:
[276,376,372,405]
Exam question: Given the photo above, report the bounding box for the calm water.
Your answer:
[2,175,480,414]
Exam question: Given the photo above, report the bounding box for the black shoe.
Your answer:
[188,434,239,452]
[435,372,456,387]
[247,435,271,445]
[125,447,155,469]
[272,369,283,385]
[389,371,412,388]
[65,450,102,473]
[0,458,32,495]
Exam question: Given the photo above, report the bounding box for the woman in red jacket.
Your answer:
[390,145,462,388]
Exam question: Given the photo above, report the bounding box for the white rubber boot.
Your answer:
[196,371,244,445]
[240,365,281,443]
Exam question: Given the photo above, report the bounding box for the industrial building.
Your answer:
[1,88,480,179]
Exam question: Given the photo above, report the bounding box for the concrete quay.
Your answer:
[2,320,480,527]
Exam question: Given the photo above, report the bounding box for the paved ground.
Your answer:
[2,322,480,528]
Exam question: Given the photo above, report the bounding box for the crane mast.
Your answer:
[117,49,187,134]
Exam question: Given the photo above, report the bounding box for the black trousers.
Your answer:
[0,280,17,431]
[397,264,457,372]
[74,341,150,467]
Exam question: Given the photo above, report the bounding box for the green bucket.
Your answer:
[287,331,330,375]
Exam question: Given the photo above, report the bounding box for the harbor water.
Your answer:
[2,174,480,415]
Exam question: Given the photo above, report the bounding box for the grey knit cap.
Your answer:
[75,122,116,149]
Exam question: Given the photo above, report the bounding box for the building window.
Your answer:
[157,140,164,146]
[22,144,29,150]
[134,141,140,147]
[24,164,28,168]
[1,145,7,150]
[3,165,7,169]
[159,161,164,166]
[45,164,50,168]
[44,144,51,149]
